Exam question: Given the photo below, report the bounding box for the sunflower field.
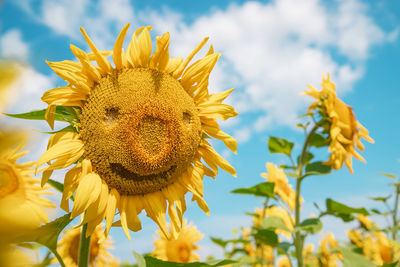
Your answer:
[0,1,399,267]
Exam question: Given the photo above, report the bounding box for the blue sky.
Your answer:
[1,0,400,263]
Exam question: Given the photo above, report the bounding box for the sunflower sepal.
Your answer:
[11,213,73,267]
[3,106,79,123]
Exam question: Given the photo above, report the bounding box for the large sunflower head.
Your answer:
[36,24,238,239]
[304,74,374,173]
[56,223,118,267]
[0,131,54,240]
[152,219,203,263]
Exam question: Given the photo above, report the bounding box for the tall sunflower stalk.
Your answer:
[218,74,374,267]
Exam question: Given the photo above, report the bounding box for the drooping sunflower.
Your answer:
[260,163,298,211]
[152,219,203,263]
[304,74,374,173]
[36,23,237,239]
[0,131,54,240]
[56,224,118,267]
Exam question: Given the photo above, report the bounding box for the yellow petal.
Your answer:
[173,37,209,78]
[44,105,56,130]
[80,27,112,74]
[113,23,130,69]
[105,188,120,235]
[119,195,131,240]
[71,173,102,218]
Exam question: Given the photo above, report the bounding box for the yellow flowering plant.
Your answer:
[209,75,375,267]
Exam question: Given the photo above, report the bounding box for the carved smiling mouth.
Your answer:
[110,163,177,182]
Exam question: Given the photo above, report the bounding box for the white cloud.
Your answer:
[14,0,395,138]
[140,0,393,134]
[5,65,54,113]
[0,29,29,60]
[234,127,251,143]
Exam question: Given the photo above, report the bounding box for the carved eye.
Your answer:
[183,111,192,127]
[104,107,120,126]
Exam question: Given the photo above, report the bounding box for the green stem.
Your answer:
[392,184,400,241]
[294,124,319,267]
[259,199,269,267]
[50,248,66,267]
[78,223,91,267]
[294,178,304,267]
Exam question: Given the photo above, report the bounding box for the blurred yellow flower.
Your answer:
[0,61,20,111]
[153,219,203,263]
[304,74,374,173]
[347,229,363,247]
[303,243,319,267]
[319,233,341,267]
[36,24,237,239]
[357,214,376,230]
[261,163,298,211]
[0,245,33,267]
[277,256,292,267]
[56,224,118,267]
[0,132,54,240]
[255,206,294,238]
[241,227,274,267]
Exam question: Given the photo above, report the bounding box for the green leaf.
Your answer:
[369,195,391,203]
[143,256,236,267]
[334,247,376,267]
[309,133,328,147]
[326,198,369,218]
[133,250,146,267]
[47,179,64,193]
[297,152,314,166]
[371,209,382,215]
[261,217,290,232]
[280,164,295,170]
[38,125,78,134]
[268,136,294,156]
[295,218,322,233]
[12,213,72,251]
[210,237,228,248]
[277,242,292,253]
[231,182,275,198]
[3,106,77,122]
[305,161,331,176]
[253,229,278,247]
[381,261,399,267]
[379,172,396,179]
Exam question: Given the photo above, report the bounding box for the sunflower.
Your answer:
[56,223,118,267]
[277,256,291,267]
[0,131,54,240]
[319,233,341,267]
[260,163,298,211]
[254,206,294,238]
[0,245,33,267]
[241,227,274,267]
[0,61,19,110]
[36,23,237,239]
[304,74,374,173]
[152,219,203,263]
